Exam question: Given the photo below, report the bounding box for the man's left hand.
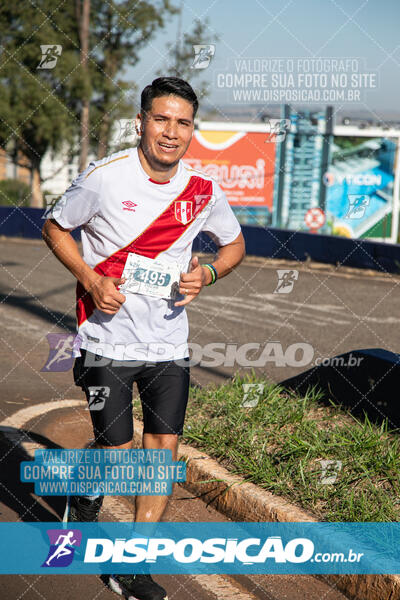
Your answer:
[174,256,210,307]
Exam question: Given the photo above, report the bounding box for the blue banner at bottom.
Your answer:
[1,522,400,575]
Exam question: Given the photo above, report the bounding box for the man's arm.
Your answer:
[175,231,245,307]
[202,231,246,280]
[42,218,126,315]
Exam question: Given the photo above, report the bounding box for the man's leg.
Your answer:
[135,433,178,522]
[66,350,136,522]
[102,437,170,600]
[135,359,190,524]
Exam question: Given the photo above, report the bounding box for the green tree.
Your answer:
[157,16,219,107]
[90,0,176,159]
[0,1,176,205]
[0,2,81,206]
[0,179,31,206]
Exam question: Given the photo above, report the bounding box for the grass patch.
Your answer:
[182,373,400,522]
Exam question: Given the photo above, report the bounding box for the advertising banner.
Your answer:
[184,130,275,210]
[187,124,399,241]
[324,136,398,239]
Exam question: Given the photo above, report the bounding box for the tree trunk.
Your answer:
[97,112,110,159]
[97,54,117,159]
[78,0,91,172]
[30,164,43,208]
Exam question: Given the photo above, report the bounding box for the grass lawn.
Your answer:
[181,373,400,522]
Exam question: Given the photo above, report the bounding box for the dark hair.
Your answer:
[141,77,198,119]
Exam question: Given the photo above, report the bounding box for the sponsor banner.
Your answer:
[183,130,275,208]
[1,522,400,574]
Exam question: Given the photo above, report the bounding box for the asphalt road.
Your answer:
[2,236,398,599]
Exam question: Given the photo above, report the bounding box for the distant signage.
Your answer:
[304,207,326,232]
[325,136,397,239]
[184,131,275,208]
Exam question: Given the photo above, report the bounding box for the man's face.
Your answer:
[138,95,194,170]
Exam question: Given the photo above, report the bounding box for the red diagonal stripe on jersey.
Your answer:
[77,176,213,325]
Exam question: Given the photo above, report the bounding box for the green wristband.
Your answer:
[203,263,217,285]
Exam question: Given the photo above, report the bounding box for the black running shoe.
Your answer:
[63,495,104,522]
[108,574,167,600]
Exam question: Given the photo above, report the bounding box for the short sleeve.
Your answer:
[44,161,101,230]
[200,181,242,246]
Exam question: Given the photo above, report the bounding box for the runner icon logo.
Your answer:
[190,45,215,69]
[37,45,62,69]
[87,386,110,411]
[42,529,82,567]
[241,383,265,408]
[41,333,82,372]
[264,119,291,143]
[345,195,370,219]
[274,270,299,294]
[318,460,343,485]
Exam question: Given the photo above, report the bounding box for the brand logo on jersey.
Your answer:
[122,201,137,212]
[175,201,193,224]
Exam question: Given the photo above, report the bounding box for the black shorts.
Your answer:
[73,349,190,446]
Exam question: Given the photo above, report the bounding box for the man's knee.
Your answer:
[143,432,178,450]
[98,439,133,450]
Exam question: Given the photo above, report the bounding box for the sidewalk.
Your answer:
[0,399,350,600]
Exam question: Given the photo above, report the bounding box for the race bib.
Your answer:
[119,253,181,299]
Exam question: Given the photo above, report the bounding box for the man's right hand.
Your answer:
[41,219,127,315]
[87,275,126,314]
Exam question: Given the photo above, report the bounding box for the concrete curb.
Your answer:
[134,425,400,600]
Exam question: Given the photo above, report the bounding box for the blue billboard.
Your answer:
[324,137,396,239]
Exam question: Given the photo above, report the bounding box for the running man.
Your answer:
[42,77,245,600]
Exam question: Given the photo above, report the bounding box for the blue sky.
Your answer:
[127,0,400,116]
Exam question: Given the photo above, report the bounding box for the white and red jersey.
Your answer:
[48,147,241,362]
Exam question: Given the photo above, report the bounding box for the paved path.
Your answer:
[1,236,392,599]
